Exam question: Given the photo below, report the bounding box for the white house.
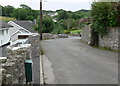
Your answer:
[8,20,38,42]
[0,20,13,46]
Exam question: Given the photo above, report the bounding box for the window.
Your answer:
[0,31,2,36]
[6,29,8,34]
[2,30,4,35]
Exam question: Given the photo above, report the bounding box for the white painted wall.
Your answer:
[8,21,22,36]
[10,31,21,42]
[0,28,11,46]
[8,21,30,42]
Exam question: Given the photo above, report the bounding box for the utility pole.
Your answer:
[40,0,42,40]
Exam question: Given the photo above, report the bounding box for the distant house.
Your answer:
[8,20,37,42]
[48,12,58,17]
[79,17,92,24]
[0,20,13,46]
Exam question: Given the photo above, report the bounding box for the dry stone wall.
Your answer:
[81,25,119,51]
[81,25,91,43]
[99,27,119,51]
[1,44,31,85]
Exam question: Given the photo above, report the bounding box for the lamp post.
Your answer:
[40,0,42,40]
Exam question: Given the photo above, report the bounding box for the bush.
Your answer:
[52,24,64,34]
[91,2,119,36]
[64,30,70,34]
[26,16,34,21]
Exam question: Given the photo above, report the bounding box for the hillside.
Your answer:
[0,16,16,22]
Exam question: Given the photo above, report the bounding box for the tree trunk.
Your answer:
[90,29,99,47]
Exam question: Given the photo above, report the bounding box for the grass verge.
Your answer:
[70,29,81,34]
[0,16,16,22]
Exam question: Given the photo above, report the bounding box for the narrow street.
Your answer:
[41,37,118,84]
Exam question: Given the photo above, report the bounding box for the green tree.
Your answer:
[20,4,31,10]
[58,19,77,30]
[57,10,69,20]
[0,5,3,16]
[4,5,14,17]
[36,16,55,33]
[26,16,34,21]
[11,4,38,20]
[11,8,29,20]
[52,23,64,34]
[91,2,117,36]
[70,13,82,20]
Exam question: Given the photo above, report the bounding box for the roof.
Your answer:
[12,20,36,33]
[79,17,92,24]
[0,20,13,28]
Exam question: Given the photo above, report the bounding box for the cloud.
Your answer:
[0,0,92,11]
[48,0,92,3]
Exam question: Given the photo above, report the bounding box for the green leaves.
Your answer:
[91,2,119,36]
[36,16,55,33]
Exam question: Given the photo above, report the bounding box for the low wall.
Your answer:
[1,44,31,84]
[81,25,91,43]
[99,27,119,51]
[81,25,119,51]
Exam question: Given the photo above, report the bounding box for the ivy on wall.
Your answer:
[91,2,120,37]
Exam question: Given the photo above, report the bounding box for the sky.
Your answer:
[0,0,93,11]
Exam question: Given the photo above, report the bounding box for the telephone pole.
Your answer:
[40,0,42,40]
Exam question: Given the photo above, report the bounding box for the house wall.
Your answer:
[8,21,30,42]
[81,25,91,43]
[99,27,119,51]
[0,28,10,46]
[8,22,20,36]
[10,31,21,42]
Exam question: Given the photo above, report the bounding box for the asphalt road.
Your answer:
[41,37,118,84]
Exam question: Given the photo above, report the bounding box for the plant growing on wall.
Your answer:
[91,2,119,37]
[90,1,120,47]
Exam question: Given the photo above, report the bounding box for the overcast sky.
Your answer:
[0,0,93,11]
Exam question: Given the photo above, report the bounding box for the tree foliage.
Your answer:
[57,10,69,20]
[36,16,55,33]
[2,5,14,17]
[1,4,39,21]
[91,2,119,36]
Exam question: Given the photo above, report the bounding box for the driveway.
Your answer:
[41,37,118,84]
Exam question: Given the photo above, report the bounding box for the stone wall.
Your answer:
[42,33,57,39]
[81,25,91,43]
[1,44,31,85]
[99,27,119,51]
[81,25,119,51]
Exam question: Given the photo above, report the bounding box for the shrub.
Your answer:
[64,30,70,34]
[91,2,120,37]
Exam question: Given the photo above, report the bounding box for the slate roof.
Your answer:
[12,20,36,33]
[0,20,13,28]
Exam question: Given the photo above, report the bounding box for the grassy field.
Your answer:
[70,29,81,34]
[0,16,16,22]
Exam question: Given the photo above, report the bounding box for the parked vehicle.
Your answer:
[57,34,68,38]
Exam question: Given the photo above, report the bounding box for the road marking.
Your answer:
[40,55,44,84]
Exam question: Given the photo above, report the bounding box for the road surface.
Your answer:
[41,37,118,84]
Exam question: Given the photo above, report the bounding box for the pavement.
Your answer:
[28,36,41,84]
[41,36,118,84]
